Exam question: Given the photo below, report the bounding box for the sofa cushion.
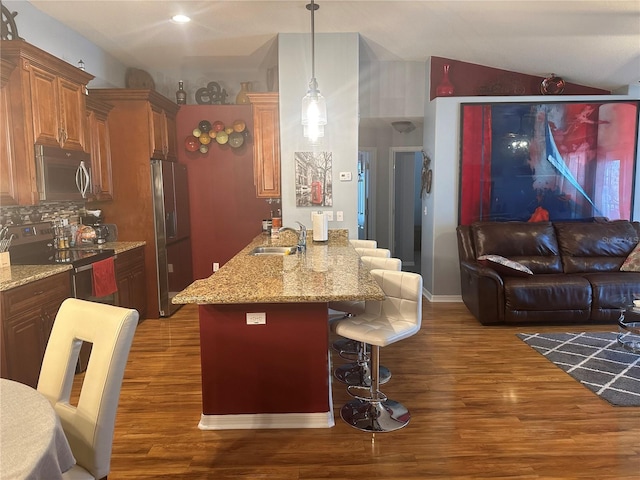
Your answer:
[503,274,592,311]
[472,222,562,274]
[583,271,640,311]
[620,241,640,272]
[554,221,638,273]
[477,254,533,277]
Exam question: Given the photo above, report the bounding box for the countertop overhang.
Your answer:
[172,229,385,305]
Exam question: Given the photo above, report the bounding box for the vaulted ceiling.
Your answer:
[28,0,640,93]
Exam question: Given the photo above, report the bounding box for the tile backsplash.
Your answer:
[0,202,84,227]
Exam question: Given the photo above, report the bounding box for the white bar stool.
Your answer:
[333,269,423,432]
[349,239,377,249]
[330,256,402,387]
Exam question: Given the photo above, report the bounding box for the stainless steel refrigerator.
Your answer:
[151,159,193,317]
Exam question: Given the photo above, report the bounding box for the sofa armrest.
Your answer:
[459,260,506,325]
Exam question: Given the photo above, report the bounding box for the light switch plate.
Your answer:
[336,211,344,222]
[324,211,334,221]
[339,172,352,181]
[246,312,266,325]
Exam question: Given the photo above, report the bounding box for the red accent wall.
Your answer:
[430,56,610,100]
[176,105,273,280]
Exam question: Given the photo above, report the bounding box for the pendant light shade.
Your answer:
[302,1,327,143]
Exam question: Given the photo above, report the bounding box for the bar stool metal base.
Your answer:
[332,338,359,359]
[334,363,391,386]
[340,399,411,432]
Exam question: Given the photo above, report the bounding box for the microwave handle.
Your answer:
[76,161,90,198]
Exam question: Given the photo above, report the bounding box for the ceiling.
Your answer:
[28,1,640,93]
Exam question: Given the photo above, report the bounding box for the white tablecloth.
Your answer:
[0,379,75,479]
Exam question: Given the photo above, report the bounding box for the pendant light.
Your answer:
[301,0,327,143]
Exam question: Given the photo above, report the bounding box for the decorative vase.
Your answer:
[436,64,455,97]
[175,80,187,105]
[236,82,251,104]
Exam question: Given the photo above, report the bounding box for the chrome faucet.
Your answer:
[279,221,307,252]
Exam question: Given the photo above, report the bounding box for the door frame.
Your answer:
[358,147,377,240]
[388,146,422,256]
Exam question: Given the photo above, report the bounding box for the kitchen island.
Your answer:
[173,229,385,429]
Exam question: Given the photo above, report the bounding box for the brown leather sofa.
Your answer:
[457,220,640,325]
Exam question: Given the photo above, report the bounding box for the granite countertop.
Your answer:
[0,241,146,291]
[172,229,386,305]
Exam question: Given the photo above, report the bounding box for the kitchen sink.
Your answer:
[249,246,298,256]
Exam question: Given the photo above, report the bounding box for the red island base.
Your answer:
[197,302,335,429]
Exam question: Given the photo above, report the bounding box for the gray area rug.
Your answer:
[517,332,640,406]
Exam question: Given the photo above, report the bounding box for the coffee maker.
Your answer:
[94,225,109,245]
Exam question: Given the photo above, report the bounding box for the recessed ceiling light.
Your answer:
[171,14,191,24]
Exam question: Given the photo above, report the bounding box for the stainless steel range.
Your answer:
[7,222,117,304]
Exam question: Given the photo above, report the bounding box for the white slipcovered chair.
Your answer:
[332,269,423,432]
[354,247,391,258]
[37,298,138,480]
[349,239,377,249]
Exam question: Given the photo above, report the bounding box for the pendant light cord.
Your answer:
[307,1,319,89]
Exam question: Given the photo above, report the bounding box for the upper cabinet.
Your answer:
[85,95,114,201]
[151,105,178,162]
[29,65,87,151]
[247,93,281,198]
[91,89,179,162]
[1,58,18,206]
[1,40,94,205]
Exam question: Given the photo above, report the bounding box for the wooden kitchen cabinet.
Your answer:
[247,93,281,198]
[0,272,71,388]
[1,40,94,205]
[115,247,147,321]
[87,89,179,318]
[0,58,18,206]
[151,105,178,162]
[85,95,114,201]
[28,64,87,151]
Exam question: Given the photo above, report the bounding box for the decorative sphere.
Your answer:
[184,135,199,152]
[198,120,212,133]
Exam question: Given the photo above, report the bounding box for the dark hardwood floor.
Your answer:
[101,301,640,479]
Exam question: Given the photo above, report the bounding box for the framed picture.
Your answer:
[459,100,639,225]
[294,152,333,207]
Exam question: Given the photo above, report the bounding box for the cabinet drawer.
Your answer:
[3,273,71,320]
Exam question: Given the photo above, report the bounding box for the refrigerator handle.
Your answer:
[166,211,176,239]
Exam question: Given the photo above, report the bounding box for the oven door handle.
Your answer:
[74,263,93,274]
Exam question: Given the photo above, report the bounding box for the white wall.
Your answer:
[423,93,640,301]
[278,33,360,236]
[4,0,127,89]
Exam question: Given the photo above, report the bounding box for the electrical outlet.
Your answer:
[246,312,266,325]
[336,211,344,222]
[213,262,219,272]
[168,263,174,273]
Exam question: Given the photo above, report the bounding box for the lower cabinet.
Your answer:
[115,246,147,320]
[0,272,71,388]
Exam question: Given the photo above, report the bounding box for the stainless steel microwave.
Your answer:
[35,144,92,202]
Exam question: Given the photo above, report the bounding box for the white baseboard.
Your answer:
[198,411,335,430]
[422,288,462,303]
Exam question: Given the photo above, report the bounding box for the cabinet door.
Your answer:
[164,111,178,162]
[150,105,167,159]
[86,109,113,201]
[57,77,86,151]
[116,247,147,320]
[29,65,61,148]
[2,307,45,387]
[0,85,18,205]
[248,93,281,198]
